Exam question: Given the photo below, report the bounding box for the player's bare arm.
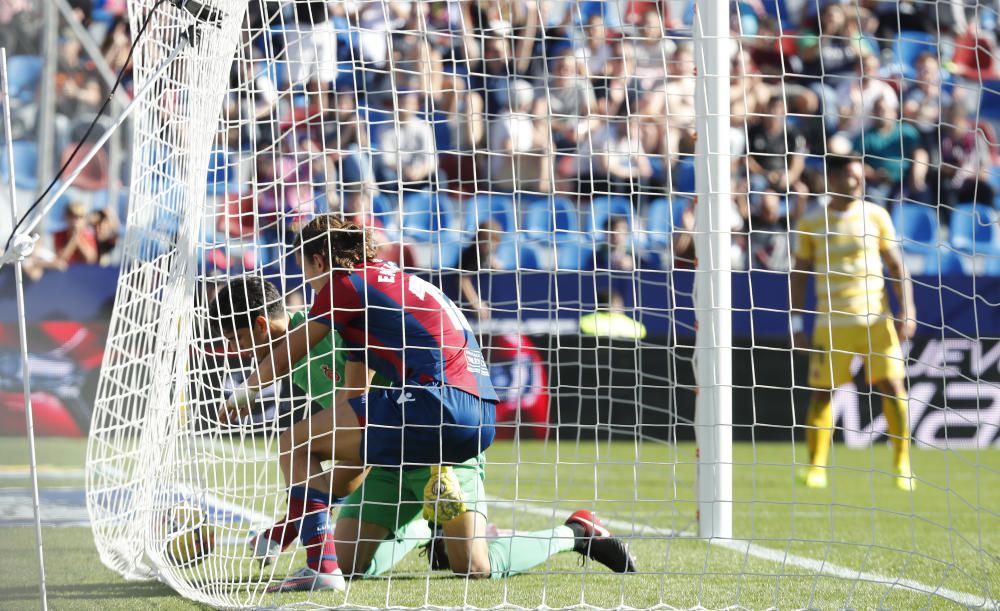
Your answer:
[881,241,917,341]
[790,256,813,349]
[220,319,332,424]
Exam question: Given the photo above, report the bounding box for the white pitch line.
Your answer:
[0,466,86,480]
[492,498,995,609]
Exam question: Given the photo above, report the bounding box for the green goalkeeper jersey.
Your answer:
[288,311,389,408]
[288,311,340,409]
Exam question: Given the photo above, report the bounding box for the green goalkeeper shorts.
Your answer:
[338,455,488,533]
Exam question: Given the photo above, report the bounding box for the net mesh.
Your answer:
[84,0,1000,608]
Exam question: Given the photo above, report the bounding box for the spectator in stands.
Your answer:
[346,0,390,81]
[797,3,877,134]
[730,48,774,129]
[852,99,929,207]
[663,43,696,160]
[938,104,996,208]
[595,216,639,272]
[54,202,99,266]
[547,49,597,153]
[0,0,42,55]
[631,7,674,92]
[670,201,697,267]
[391,30,444,97]
[436,75,486,192]
[590,114,655,201]
[90,206,119,266]
[253,150,314,268]
[836,54,897,138]
[902,52,950,146]
[457,221,503,321]
[470,14,538,117]
[579,13,614,78]
[635,115,669,195]
[487,79,552,193]
[746,96,811,219]
[100,16,133,76]
[283,0,337,90]
[225,49,280,145]
[323,87,371,186]
[595,39,639,119]
[340,181,414,267]
[509,0,542,77]
[56,50,104,151]
[376,91,436,191]
[749,191,790,271]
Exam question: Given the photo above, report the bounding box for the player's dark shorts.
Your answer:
[348,385,496,467]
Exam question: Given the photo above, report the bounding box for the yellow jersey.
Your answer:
[794,199,897,327]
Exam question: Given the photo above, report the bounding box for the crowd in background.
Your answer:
[2,0,999,285]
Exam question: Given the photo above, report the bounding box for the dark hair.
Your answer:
[826,154,856,173]
[294,214,376,270]
[209,276,284,335]
[604,215,628,232]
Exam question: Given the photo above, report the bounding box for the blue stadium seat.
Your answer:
[6,55,43,103]
[401,190,456,242]
[426,232,464,269]
[554,239,589,271]
[892,203,961,274]
[979,79,1000,122]
[643,197,676,248]
[465,192,516,234]
[523,196,579,243]
[42,189,74,232]
[760,0,796,30]
[894,31,939,78]
[893,202,938,245]
[495,240,542,270]
[951,203,1000,252]
[672,155,696,195]
[985,167,1000,208]
[331,15,359,62]
[0,140,39,191]
[206,148,239,196]
[586,195,632,237]
[950,203,1000,274]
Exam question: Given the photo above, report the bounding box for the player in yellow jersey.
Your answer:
[790,150,917,492]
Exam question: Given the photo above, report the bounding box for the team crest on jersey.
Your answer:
[321,364,341,382]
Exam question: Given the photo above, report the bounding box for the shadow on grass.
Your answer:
[1,581,179,601]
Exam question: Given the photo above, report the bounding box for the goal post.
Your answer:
[692,0,733,540]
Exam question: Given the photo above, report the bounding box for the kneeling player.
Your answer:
[211,277,434,589]
[223,215,636,592]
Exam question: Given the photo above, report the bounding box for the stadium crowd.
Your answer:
[2,0,999,279]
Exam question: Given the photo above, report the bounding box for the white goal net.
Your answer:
[84,0,999,608]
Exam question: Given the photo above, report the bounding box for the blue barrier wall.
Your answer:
[3,265,997,339]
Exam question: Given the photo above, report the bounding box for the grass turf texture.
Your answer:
[0,437,997,609]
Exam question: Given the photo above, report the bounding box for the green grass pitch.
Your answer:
[0,437,997,609]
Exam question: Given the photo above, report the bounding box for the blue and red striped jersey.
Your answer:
[309,260,499,402]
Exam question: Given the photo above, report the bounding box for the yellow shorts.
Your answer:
[808,318,905,389]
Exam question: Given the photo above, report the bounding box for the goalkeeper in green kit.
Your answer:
[210,276,438,578]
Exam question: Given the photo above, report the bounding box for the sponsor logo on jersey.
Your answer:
[465,348,490,377]
[321,364,341,383]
